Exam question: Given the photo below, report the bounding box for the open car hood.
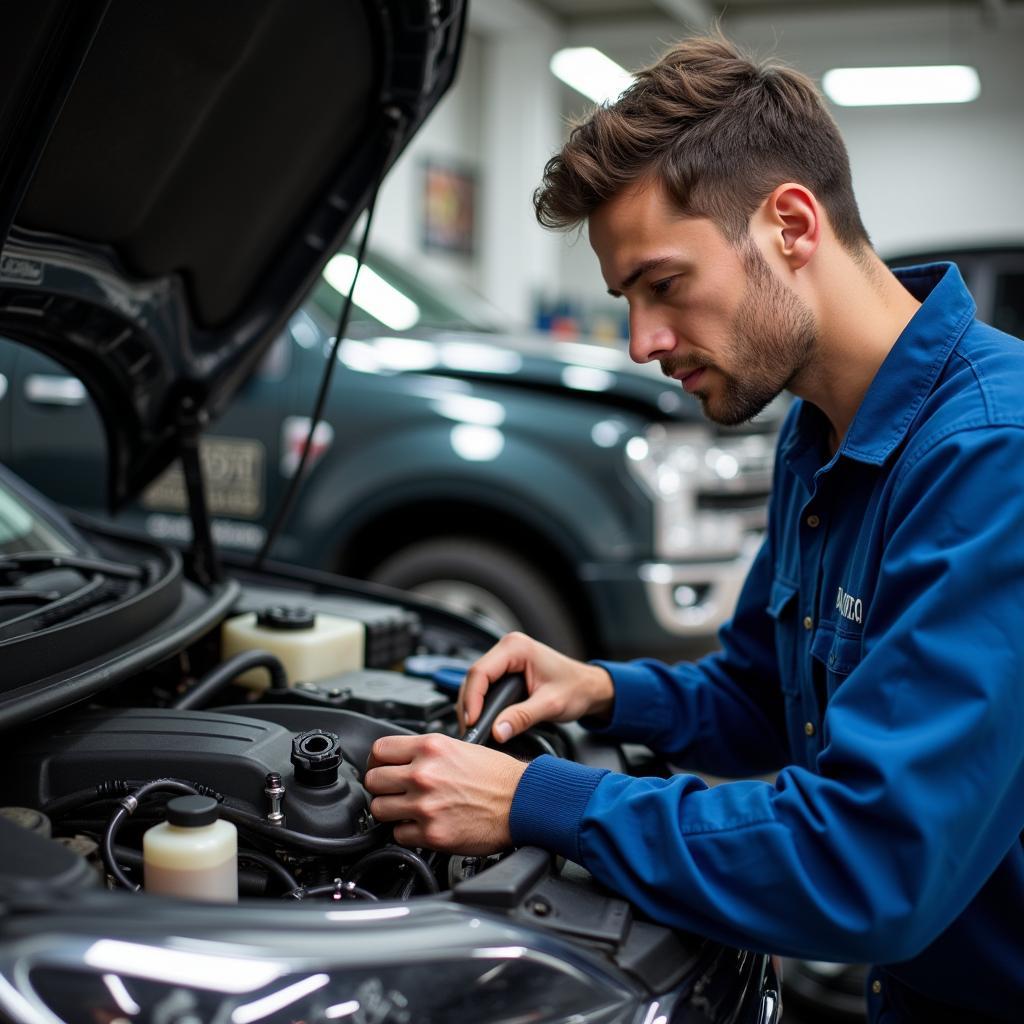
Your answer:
[0,0,466,509]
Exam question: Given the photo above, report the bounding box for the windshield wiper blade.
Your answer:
[0,553,145,581]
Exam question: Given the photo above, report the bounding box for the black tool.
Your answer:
[463,673,528,745]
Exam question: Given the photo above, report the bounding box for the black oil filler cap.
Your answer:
[166,795,220,828]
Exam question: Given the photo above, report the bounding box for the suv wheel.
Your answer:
[370,537,585,658]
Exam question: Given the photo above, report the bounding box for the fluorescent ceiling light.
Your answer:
[550,47,633,104]
[822,65,980,106]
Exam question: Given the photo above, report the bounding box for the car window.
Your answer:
[308,249,501,334]
[992,271,1024,338]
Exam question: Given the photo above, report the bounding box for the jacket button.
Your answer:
[806,514,820,528]
[802,615,813,630]
[872,980,882,995]
[804,721,816,737]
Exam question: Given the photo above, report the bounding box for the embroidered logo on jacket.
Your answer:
[835,586,864,624]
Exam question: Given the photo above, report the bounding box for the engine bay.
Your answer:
[0,506,585,906]
[0,472,777,1024]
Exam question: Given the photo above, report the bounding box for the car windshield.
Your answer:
[309,248,502,334]
[0,477,73,555]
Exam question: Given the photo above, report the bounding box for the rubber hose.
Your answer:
[219,803,386,855]
[286,881,378,902]
[101,779,199,891]
[348,845,439,895]
[173,650,287,710]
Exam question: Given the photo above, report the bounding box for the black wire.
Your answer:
[172,650,287,710]
[285,880,378,902]
[102,807,137,890]
[238,848,300,893]
[348,844,439,895]
[43,778,223,817]
[43,780,133,817]
[254,110,406,569]
[102,779,199,891]
[218,802,386,855]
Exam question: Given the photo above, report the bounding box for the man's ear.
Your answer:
[760,183,820,270]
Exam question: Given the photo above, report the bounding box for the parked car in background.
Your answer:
[1,246,781,661]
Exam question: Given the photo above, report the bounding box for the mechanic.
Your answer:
[363,34,1024,1022]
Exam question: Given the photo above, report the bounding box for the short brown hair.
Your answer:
[534,34,869,251]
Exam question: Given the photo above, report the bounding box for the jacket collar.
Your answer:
[782,262,976,472]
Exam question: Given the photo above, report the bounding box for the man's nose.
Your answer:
[628,307,676,365]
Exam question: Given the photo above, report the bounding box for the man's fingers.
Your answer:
[368,794,417,823]
[491,690,553,742]
[362,765,407,796]
[392,822,425,849]
[459,634,533,730]
[370,734,427,766]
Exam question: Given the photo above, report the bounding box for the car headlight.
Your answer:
[0,901,643,1024]
[625,425,753,560]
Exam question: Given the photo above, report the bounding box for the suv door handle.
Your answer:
[24,374,87,407]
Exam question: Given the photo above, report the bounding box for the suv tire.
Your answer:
[370,537,585,658]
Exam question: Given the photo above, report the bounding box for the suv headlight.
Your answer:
[625,424,773,560]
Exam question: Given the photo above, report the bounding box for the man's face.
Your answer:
[588,179,816,426]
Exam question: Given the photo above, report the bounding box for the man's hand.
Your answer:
[364,733,528,855]
[458,631,614,743]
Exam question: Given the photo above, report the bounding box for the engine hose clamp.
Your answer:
[333,878,358,900]
[118,795,139,815]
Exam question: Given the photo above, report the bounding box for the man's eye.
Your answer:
[651,276,676,297]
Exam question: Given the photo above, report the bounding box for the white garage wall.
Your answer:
[557,3,1024,303]
[730,4,1024,257]
[370,0,565,328]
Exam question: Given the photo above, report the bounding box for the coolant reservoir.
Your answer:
[143,795,237,903]
[222,605,365,689]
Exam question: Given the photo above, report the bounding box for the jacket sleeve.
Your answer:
[511,425,1024,963]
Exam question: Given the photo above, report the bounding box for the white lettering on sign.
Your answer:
[835,586,863,624]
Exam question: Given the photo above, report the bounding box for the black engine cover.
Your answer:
[7,705,412,838]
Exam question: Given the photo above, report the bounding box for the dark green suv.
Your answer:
[0,248,780,660]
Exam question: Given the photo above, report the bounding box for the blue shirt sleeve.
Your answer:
[511,424,1024,964]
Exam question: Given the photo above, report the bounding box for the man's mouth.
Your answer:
[675,367,707,393]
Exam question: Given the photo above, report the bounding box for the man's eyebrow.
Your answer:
[607,256,674,297]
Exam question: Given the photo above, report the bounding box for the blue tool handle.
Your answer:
[462,673,528,745]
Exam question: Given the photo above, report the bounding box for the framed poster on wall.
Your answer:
[422,159,475,256]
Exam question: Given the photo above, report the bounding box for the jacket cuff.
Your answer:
[583,659,672,742]
[508,755,608,863]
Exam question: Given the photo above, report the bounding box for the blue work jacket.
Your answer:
[510,263,1024,1022]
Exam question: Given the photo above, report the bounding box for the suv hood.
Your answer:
[346,327,788,430]
[0,0,466,508]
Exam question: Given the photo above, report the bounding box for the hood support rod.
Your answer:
[178,397,221,587]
